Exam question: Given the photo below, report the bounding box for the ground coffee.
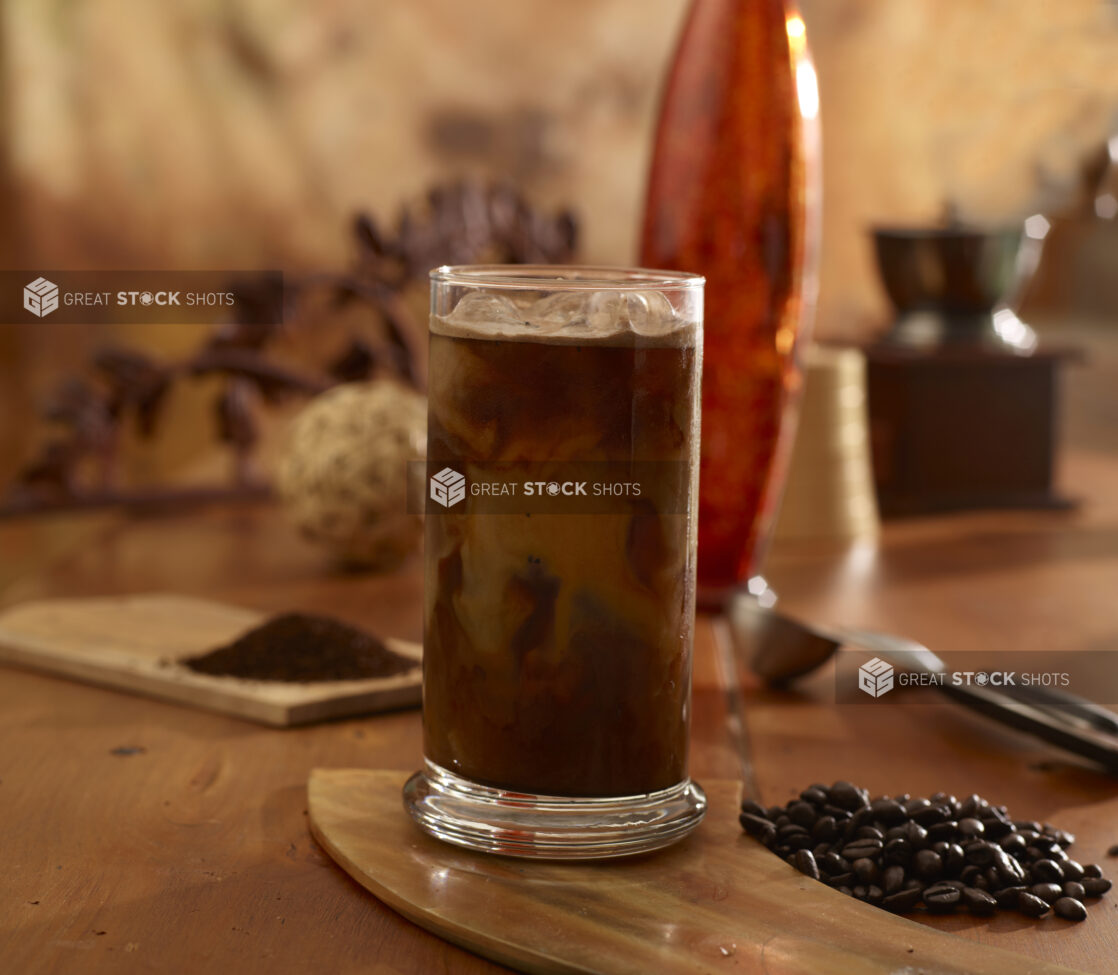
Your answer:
[183,612,415,682]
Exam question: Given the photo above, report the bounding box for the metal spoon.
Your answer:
[727,594,1118,774]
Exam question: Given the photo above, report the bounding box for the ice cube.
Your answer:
[445,293,525,336]
[624,291,679,337]
[527,292,592,333]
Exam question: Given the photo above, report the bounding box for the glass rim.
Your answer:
[430,264,705,292]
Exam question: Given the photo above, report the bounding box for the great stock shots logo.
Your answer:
[23,277,59,317]
[430,467,466,508]
[858,657,895,698]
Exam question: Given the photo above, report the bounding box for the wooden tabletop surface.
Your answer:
[1,445,1117,974]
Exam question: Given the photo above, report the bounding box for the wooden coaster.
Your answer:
[307,768,1078,975]
[0,594,421,726]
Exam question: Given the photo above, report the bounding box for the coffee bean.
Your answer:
[848,807,874,832]
[902,820,928,847]
[852,884,868,901]
[842,838,883,860]
[942,843,966,876]
[1107,844,1118,857]
[1082,877,1112,897]
[787,801,817,829]
[741,799,767,818]
[904,797,932,817]
[864,884,884,905]
[870,798,906,825]
[828,872,854,887]
[883,838,910,866]
[812,816,839,843]
[1083,863,1104,879]
[960,865,983,885]
[983,819,1013,841]
[923,882,962,913]
[774,815,791,829]
[829,781,866,811]
[1017,892,1051,917]
[962,886,998,916]
[1031,883,1063,904]
[914,849,943,881]
[994,886,1026,909]
[851,858,878,885]
[964,841,997,866]
[1063,881,1086,899]
[958,817,985,839]
[740,813,777,846]
[881,886,922,914]
[1048,846,1070,863]
[818,852,846,875]
[882,864,905,895]
[993,847,1026,884]
[1061,859,1085,882]
[1055,829,1076,848]
[958,794,982,818]
[792,848,820,880]
[1000,832,1027,855]
[928,821,959,843]
[1053,896,1087,921]
[1031,859,1064,883]
[1015,820,1042,833]
[856,826,885,842]
[800,785,829,806]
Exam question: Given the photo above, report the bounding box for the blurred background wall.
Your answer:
[2,0,1117,486]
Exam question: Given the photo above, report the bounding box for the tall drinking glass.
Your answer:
[403,266,706,858]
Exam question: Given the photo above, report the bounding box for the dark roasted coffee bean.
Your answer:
[865,884,884,905]
[1063,881,1086,900]
[741,799,767,818]
[930,791,957,810]
[928,821,959,843]
[870,798,906,825]
[1084,863,1104,879]
[856,826,885,841]
[848,806,874,832]
[778,822,809,839]
[995,886,1026,909]
[1019,829,1040,845]
[774,815,792,829]
[1031,859,1064,883]
[852,884,868,901]
[853,858,879,884]
[818,852,846,875]
[902,820,928,847]
[942,843,966,876]
[822,804,849,820]
[904,797,932,817]
[740,813,777,846]
[812,816,839,843]
[958,794,982,818]
[1049,846,1070,863]
[957,818,985,839]
[1031,883,1063,904]
[883,838,911,866]
[828,872,854,887]
[881,886,922,914]
[884,825,907,842]
[813,842,830,860]
[1053,896,1087,921]
[842,838,883,860]
[1015,820,1042,833]
[1061,859,1085,882]
[923,882,962,913]
[983,819,1012,841]
[792,848,820,880]
[962,886,998,915]
[993,847,1026,885]
[984,867,1001,891]
[1082,877,1112,897]
[1000,832,1027,855]
[914,849,943,881]
[800,785,829,806]
[911,803,949,827]
[964,841,997,866]
[787,801,818,828]
[789,833,814,850]
[960,865,983,885]
[882,864,905,895]
[1055,829,1075,848]
[829,781,866,811]
[766,805,784,821]
[1017,892,1051,917]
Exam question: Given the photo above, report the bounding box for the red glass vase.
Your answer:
[640,0,820,602]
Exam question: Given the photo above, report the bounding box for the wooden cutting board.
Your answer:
[0,594,421,726]
[308,769,1086,975]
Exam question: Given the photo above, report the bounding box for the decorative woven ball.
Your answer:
[277,381,427,569]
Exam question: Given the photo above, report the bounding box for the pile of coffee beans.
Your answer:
[740,782,1111,921]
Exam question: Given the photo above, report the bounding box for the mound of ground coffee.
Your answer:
[184,612,415,682]
[741,781,1111,922]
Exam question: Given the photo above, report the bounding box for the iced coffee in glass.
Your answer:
[404,266,705,858]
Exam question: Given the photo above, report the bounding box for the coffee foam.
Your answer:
[431,290,699,347]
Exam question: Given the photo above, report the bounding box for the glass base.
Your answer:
[402,759,707,860]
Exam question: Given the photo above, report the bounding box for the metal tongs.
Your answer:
[728,594,1118,776]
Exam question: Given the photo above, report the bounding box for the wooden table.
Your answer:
[2,448,1117,974]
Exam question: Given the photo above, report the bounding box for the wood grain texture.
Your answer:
[0,593,421,726]
[309,769,1086,975]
